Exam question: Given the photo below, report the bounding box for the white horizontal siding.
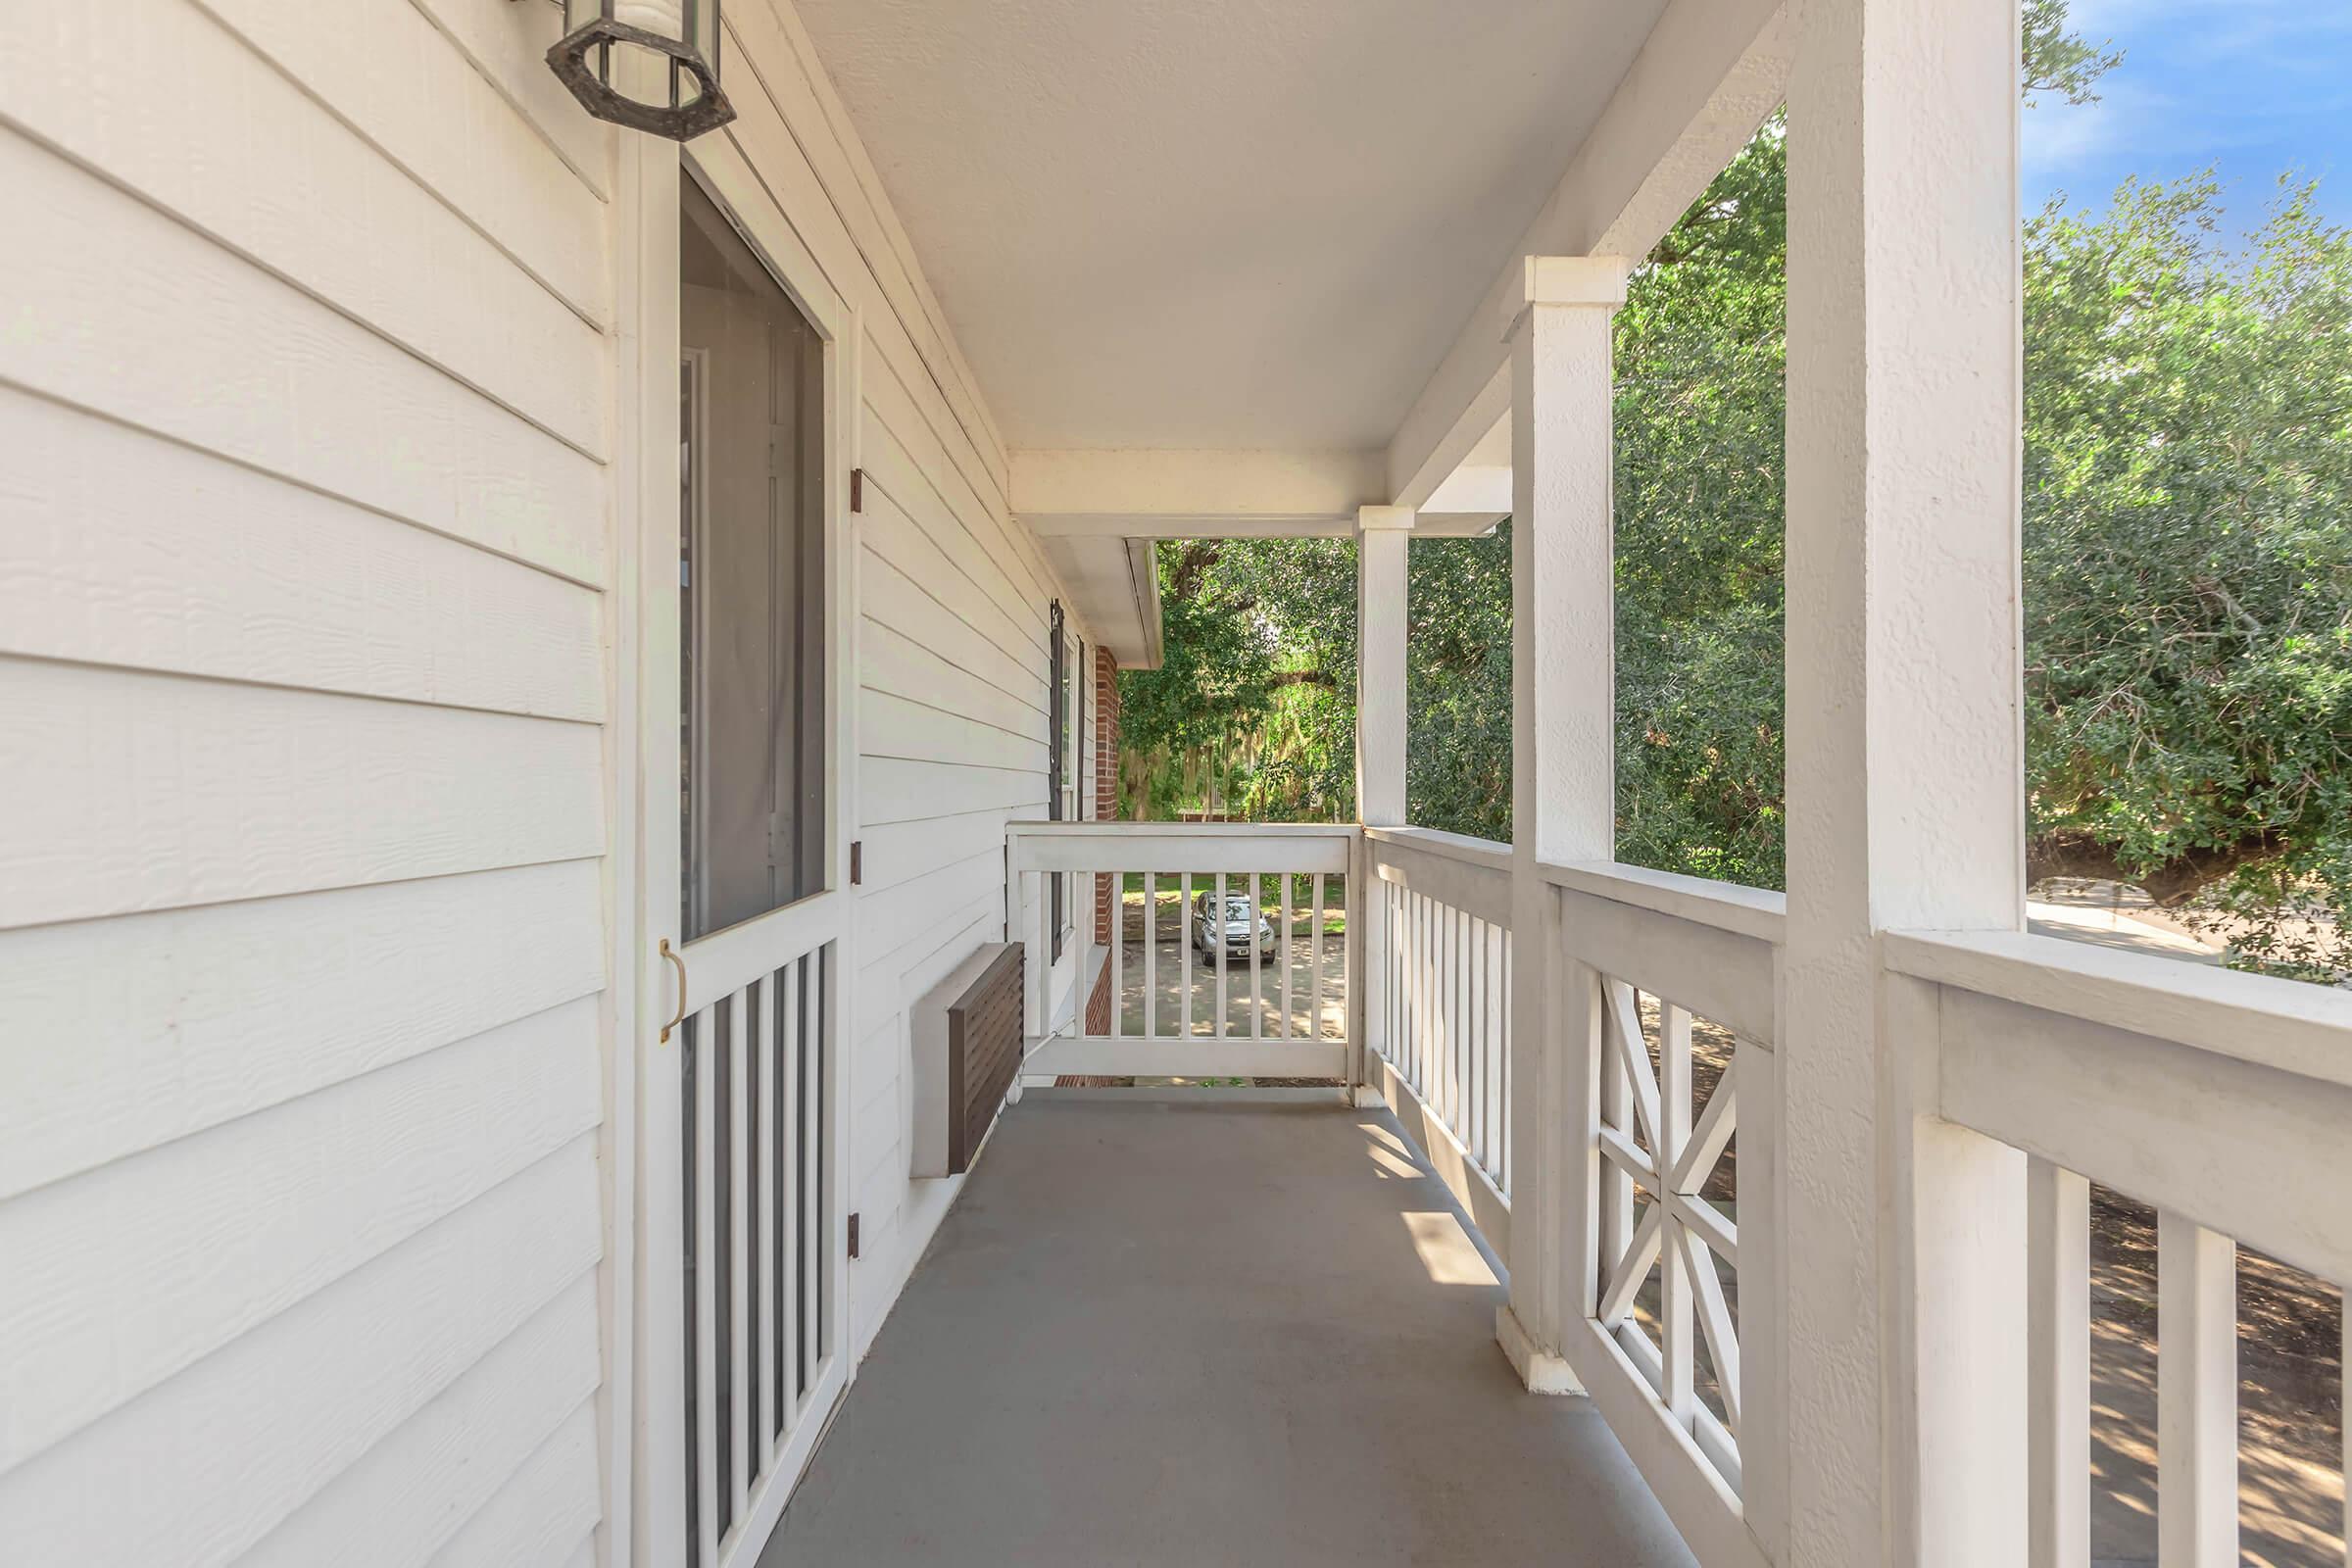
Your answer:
[709,1,1097,1370]
[7,0,1096,1557]
[859,756,1047,827]
[423,1398,603,1568]
[0,1140,603,1568]
[240,1279,602,1568]
[0,661,604,930]
[0,854,605,1204]
[197,0,612,323]
[0,1001,601,1468]
[404,0,616,200]
[0,4,615,1564]
[726,0,1009,497]
[0,129,605,585]
[0,0,607,456]
[0,388,605,721]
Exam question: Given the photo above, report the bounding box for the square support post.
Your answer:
[1353,505,1414,830]
[1496,256,1628,1394]
[1784,0,2030,1560]
[1354,505,1413,1093]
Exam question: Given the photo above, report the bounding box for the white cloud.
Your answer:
[2023,81,2166,179]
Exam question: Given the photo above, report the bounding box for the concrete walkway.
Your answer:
[764,1091,1696,1568]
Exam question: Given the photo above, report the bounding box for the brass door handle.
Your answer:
[659,939,688,1045]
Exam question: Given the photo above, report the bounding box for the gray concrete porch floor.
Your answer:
[763,1089,1697,1568]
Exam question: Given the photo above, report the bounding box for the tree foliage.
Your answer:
[1117,538,1358,819]
[1120,1,2352,981]
[1612,122,1788,889]
[2024,176,2352,977]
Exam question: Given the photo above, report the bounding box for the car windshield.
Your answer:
[1220,898,1253,917]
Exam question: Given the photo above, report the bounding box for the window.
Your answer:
[678,176,826,942]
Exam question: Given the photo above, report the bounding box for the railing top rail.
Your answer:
[1540,859,1787,948]
[1005,819,1355,875]
[1886,927,2352,1093]
[1004,819,1357,838]
[1363,823,1512,874]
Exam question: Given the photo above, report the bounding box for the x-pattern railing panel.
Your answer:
[1595,976,1744,1480]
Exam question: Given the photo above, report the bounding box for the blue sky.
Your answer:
[2023,0,2352,226]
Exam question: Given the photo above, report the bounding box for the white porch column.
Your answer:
[1784,0,2028,1561]
[1353,505,1412,1093]
[1495,256,1628,1394]
[1353,505,1414,828]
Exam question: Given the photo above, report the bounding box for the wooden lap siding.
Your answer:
[0,0,1096,1563]
[708,1,1102,1360]
[0,4,614,1566]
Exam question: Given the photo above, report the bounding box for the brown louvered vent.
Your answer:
[947,944,1024,1173]
[912,942,1025,1180]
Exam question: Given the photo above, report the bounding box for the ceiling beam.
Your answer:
[1012,447,1386,536]
[1385,0,1794,512]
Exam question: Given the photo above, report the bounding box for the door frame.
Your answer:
[614,125,863,1568]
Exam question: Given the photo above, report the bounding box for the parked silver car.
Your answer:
[1191,890,1274,965]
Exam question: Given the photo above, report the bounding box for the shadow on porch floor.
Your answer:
[763,1089,1696,1567]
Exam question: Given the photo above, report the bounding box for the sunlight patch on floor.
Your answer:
[1402,1210,1497,1287]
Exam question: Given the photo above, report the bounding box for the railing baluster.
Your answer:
[1279,873,1295,1039]
[1181,871,1194,1041]
[1109,864,1124,1039]
[1407,892,1422,1091]
[692,1006,719,1565]
[1436,900,1451,1120]
[1379,880,1393,1068]
[1489,921,1505,1179]
[2157,1209,2238,1568]
[1599,987,1632,1306]
[729,986,752,1514]
[1660,1003,1693,1427]
[1452,904,1468,1129]
[1500,931,1512,1197]
[755,975,777,1474]
[1309,873,1325,1042]
[1419,894,1435,1096]
[1143,871,1156,1040]
[1249,871,1264,1041]
[1214,871,1229,1042]
[785,958,804,1419]
[2028,1157,2089,1568]
[802,955,821,1398]
[1469,918,1486,1168]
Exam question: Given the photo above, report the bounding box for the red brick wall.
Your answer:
[1084,648,1121,1034]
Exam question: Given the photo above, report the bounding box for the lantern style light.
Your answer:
[547,0,735,142]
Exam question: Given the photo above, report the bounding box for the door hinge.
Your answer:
[849,839,862,885]
[847,1212,860,1259]
[850,466,864,514]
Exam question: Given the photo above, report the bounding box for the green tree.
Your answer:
[1125,2,2352,982]
[1611,122,1789,888]
[1117,538,1358,820]
[1405,522,1515,839]
[2023,176,2352,977]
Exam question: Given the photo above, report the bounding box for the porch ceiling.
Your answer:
[794,0,1670,453]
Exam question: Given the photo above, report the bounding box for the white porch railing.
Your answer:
[1885,928,2352,1568]
[1363,827,1515,1250]
[1364,831,1785,1564]
[1011,818,2352,1568]
[1542,859,1784,1567]
[1006,821,1355,1081]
